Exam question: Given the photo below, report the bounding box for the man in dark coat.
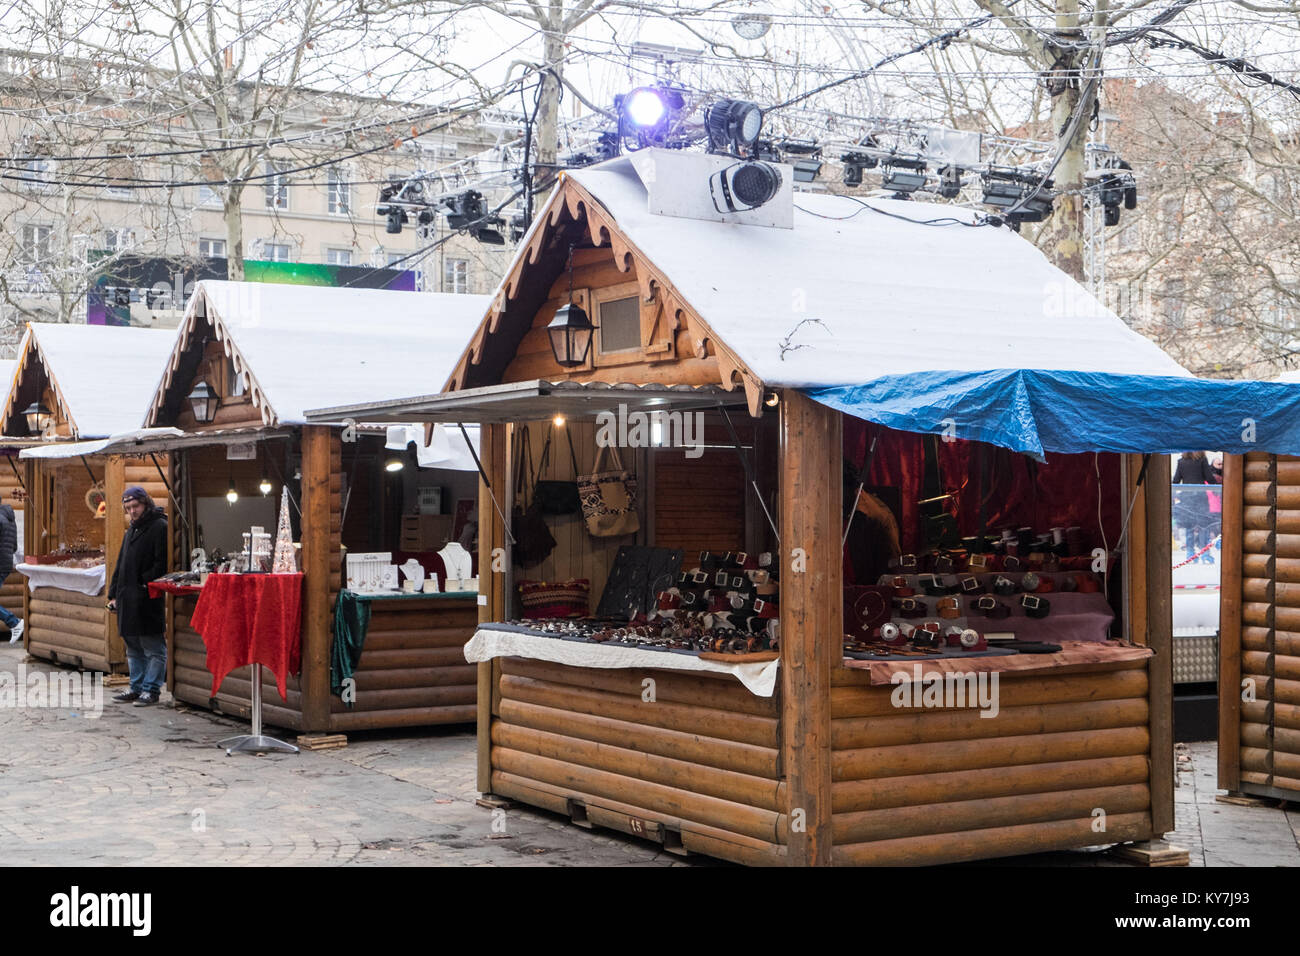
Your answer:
[0,497,22,644]
[108,486,168,705]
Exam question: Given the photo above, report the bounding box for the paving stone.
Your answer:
[3,646,1296,866]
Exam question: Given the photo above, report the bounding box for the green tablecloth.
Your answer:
[331,589,477,700]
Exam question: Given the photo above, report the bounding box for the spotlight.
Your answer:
[705,99,764,155]
[981,168,1055,223]
[443,190,505,245]
[385,206,404,234]
[840,152,877,188]
[764,391,780,407]
[624,88,667,128]
[385,456,405,472]
[937,166,964,199]
[880,158,927,197]
[709,160,782,213]
[791,158,823,184]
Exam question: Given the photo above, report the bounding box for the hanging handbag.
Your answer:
[533,423,582,516]
[578,443,640,538]
[511,426,556,567]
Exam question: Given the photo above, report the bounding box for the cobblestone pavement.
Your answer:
[2,645,1296,866]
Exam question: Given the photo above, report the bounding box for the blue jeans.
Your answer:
[121,632,166,695]
[0,604,18,628]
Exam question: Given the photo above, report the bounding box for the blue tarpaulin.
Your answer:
[804,370,1300,460]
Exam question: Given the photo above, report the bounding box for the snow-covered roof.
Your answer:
[154,281,492,426]
[558,155,1190,387]
[5,324,178,438]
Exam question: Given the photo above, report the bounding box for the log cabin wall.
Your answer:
[489,659,787,865]
[0,467,25,637]
[825,663,1154,865]
[1219,452,1300,798]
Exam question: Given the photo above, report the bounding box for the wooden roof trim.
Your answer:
[442,173,767,415]
[145,287,279,428]
[3,329,78,437]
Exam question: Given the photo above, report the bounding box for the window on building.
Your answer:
[20,224,52,263]
[105,150,135,197]
[325,247,352,266]
[260,241,291,262]
[198,237,226,259]
[264,161,289,209]
[103,228,136,252]
[20,157,54,193]
[597,295,641,354]
[198,183,221,206]
[443,257,469,293]
[386,252,409,268]
[327,166,350,215]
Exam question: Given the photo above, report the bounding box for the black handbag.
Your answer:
[534,423,582,516]
[511,426,556,567]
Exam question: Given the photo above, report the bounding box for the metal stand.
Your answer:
[217,663,299,756]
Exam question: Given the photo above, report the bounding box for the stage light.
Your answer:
[937,166,964,199]
[624,88,667,128]
[705,99,764,155]
[840,151,877,188]
[709,160,782,213]
[881,158,927,197]
[791,158,823,183]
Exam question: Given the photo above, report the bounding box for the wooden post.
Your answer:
[1218,454,1244,790]
[778,390,841,866]
[103,456,126,667]
[1143,453,1174,836]
[300,426,333,731]
[21,459,36,644]
[477,422,508,794]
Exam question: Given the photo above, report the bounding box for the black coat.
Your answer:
[109,507,168,636]
[0,504,16,579]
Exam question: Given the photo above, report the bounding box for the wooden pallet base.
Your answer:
[103,674,131,687]
[296,733,348,751]
[1111,840,1190,867]
[476,795,516,811]
[1215,792,1274,808]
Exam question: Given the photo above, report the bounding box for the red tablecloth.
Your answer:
[190,573,304,701]
[147,580,204,599]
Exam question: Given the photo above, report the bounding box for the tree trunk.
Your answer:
[533,6,565,200]
[1043,0,1089,283]
[223,187,245,281]
[1045,75,1089,282]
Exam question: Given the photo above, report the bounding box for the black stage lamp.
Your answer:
[709,160,782,213]
[881,158,927,197]
[705,99,764,155]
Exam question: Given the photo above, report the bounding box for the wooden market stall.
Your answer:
[0,360,28,638]
[133,280,490,733]
[298,149,1300,867]
[1,324,176,672]
[1217,452,1300,801]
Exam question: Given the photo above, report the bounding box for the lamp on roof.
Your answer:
[188,381,218,424]
[23,401,51,435]
[547,244,594,369]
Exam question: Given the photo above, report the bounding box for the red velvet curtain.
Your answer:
[843,418,1124,558]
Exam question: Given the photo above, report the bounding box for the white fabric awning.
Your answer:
[385,423,481,471]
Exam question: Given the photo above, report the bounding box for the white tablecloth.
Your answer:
[17,562,106,596]
[464,628,781,697]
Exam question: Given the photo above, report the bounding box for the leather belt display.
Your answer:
[992,576,1018,596]
[937,596,962,619]
[958,627,987,650]
[1021,572,1041,593]
[891,575,915,597]
[1021,594,1051,618]
[975,595,1011,619]
[959,575,984,595]
[895,597,926,618]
